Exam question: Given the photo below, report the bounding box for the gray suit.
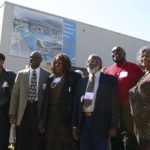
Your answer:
[9,68,50,126]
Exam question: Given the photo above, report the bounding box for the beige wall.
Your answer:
[0,3,5,45]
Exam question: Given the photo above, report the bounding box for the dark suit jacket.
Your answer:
[40,71,81,128]
[72,72,119,138]
[0,68,16,113]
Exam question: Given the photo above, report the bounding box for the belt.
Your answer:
[27,100,38,104]
[83,112,93,117]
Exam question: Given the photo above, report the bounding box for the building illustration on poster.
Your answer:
[10,6,76,64]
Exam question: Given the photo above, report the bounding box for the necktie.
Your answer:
[28,70,37,102]
[84,74,95,107]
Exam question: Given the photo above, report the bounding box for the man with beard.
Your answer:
[9,51,50,150]
[72,54,119,150]
[105,46,143,150]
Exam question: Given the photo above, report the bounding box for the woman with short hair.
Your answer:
[129,47,150,150]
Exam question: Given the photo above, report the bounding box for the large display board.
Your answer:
[10,6,76,64]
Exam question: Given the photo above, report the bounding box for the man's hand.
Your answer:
[38,120,45,134]
[10,115,17,125]
[72,127,79,141]
[108,128,117,137]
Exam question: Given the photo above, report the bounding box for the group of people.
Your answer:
[0,45,150,150]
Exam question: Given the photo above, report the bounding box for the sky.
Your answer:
[0,0,150,42]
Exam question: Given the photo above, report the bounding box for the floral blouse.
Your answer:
[129,72,150,141]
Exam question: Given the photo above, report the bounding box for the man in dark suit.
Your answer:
[72,54,119,150]
[0,53,16,150]
[9,51,50,150]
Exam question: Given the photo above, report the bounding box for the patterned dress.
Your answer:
[129,72,150,150]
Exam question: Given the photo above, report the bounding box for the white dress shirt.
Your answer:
[83,70,101,112]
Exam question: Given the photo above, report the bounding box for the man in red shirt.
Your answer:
[105,46,143,150]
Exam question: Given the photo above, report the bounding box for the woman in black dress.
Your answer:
[39,53,81,150]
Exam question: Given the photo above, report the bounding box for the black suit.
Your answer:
[0,68,16,149]
[72,72,119,150]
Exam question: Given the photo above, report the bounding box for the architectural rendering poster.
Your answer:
[10,6,76,64]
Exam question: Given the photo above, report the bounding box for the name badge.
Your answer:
[84,92,94,100]
[53,77,61,83]
[119,71,128,78]
[2,81,9,87]
[42,83,46,90]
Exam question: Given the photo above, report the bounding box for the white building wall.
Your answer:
[0,3,5,45]
[0,2,150,72]
[76,22,150,68]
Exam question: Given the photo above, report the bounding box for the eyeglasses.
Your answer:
[54,60,63,65]
[87,59,97,65]
[30,56,41,59]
